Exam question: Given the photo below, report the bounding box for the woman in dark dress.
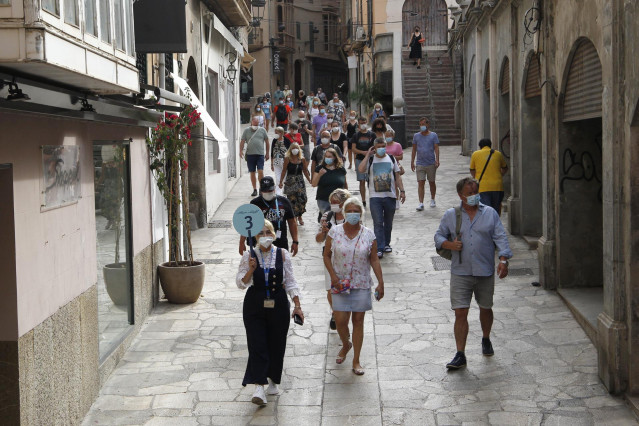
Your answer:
[279,143,312,225]
[408,26,424,68]
[311,147,348,215]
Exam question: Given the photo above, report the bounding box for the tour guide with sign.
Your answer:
[233,206,304,406]
[239,176,299,256]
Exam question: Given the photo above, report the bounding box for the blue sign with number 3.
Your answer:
[232,204,265,237]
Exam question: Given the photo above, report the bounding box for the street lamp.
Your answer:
[225,52,237,84]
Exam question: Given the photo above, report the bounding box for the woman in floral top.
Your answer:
[270,127,288,195]
[323,197,384,375]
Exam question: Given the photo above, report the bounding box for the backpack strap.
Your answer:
[326,210,334,224]
[478,149,495,183]
[454,206,463,264]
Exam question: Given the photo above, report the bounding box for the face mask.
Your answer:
[331,127,340,133]
[375,108,381,112]
[262,191,275,201]
[291,148,300,155]
[420,125,428,132]
[321,138,330,145]
[376,147,386,156]
[385,137,393,143]
[258,236,274,248]
[319,109,325,114]
[345,213,360,225]
[279,101,284,104]
[465,194,481,206]
[324,158,334,165]
[256,108,261,111]
[330,204,341,213]
[327,118,333,123]
[360,124,367,131]
[251,125,258,130]
[350,115,356,120]
[314,101,319,105]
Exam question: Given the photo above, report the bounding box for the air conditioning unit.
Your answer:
[355,26,366,41]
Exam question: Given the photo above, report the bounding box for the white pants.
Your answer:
[273,164,284,195]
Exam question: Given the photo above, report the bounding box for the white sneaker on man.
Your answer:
[430,199,436,208]
[252,385,267,406]
[266,379,280,395]
[416,203,425,211]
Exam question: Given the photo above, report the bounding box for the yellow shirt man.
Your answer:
[470,145,508,192]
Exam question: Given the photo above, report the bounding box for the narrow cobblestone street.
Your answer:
[82,146,638,425]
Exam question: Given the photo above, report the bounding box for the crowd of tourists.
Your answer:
[236,89,512,407]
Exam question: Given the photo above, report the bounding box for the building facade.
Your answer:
[451,0,639,403]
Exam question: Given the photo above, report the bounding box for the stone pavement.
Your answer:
[82,146,638,425]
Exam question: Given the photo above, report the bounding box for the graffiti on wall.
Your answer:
[560,133,602,202]
[42,145,81,209]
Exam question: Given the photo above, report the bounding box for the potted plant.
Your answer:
[101,144,129,306]
[147,104,205,304]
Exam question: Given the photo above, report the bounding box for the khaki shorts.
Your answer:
[450,274,495,310]
[416,165,437,182]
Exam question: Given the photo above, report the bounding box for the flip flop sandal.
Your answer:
[352,367,365,376]
[336,342,352,364]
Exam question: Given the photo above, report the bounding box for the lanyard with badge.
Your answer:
[259,248,276,308]
[263,197,283,239]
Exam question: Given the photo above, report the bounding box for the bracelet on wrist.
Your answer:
[292,241,299,244]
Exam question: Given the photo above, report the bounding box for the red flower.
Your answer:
[183,160,188,170]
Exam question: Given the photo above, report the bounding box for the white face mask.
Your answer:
[330,204,341,213]
[331,127,340,133]
[251,125,258,130]
[327,119,334,123]
[258,236,274,248]
[262,191,275,201]
[291,148,300,155]
[350,115,356,120]
[321,138,330,145]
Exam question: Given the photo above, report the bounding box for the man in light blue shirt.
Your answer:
[434,177,512,370]
[411,117,440,210]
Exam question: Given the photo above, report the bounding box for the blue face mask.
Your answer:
[385,137,393,143]
[324,157,334,165]
[319,109,325,114]
[465,194,481,206]
[420,125,428,132]
[376,147,386,156]
[345,213,361,225]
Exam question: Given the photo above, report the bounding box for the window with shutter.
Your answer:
[524,52,541,99]
[500,57,510,95]
[562,39,602,122]
[484,60,490,92]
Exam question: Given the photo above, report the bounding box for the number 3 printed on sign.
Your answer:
[245,215,253,230]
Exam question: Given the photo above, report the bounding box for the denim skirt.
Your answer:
[332,288,372,312]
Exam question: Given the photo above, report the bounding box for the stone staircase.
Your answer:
[402,50,461,146]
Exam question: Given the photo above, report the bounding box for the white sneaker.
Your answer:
[416,203,424,211]
[266,379,280,395]
[251,385,267,406]
[430,199,436,208]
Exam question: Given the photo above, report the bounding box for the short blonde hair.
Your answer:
[342,197,365,215]
[275,126,285,135]
[322,147,343,169]
[329,188,351,204]
[285,142,304,160]
[374,103,382,110]
[254,220,275,246]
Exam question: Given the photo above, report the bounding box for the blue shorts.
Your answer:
[479,191,504,213]
[355,158,368,182]
[246,154,265,172]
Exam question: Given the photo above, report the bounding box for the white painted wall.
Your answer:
[0,111,151,336]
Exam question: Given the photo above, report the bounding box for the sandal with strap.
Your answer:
[336,342,352,364]
[352,367,365,376]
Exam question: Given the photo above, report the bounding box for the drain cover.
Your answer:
[508,268,534,276]
[431,256,451,271]
[208,220,232,228]
[200,259,226,264]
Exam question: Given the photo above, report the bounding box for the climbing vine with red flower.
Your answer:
[146,104,201,264]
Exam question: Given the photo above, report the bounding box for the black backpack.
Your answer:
[275,105,288,122]
[367,154,398,186]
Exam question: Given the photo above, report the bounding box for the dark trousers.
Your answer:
[369,196,397,249]
[242,286,290,386]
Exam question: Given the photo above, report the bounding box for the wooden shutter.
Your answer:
[563,39,602,122]
[525,53,541,98]
[484,61,490,92]
[500,57,510,95]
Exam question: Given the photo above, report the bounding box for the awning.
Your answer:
[241,49,257,72]
[171,72,229,159]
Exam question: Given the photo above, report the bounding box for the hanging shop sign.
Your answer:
[272,49,281,74]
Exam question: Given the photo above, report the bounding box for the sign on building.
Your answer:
[273,49,281,74]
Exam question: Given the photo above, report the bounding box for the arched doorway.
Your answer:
[186,56,199,99]
[466,55,477,153]
[558,38,603,296]
[498,56,511,200]
[402,0,448,46]
[483,59,490,139]
[520,51,543,237]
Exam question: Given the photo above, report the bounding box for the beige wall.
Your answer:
[0,111,149,337]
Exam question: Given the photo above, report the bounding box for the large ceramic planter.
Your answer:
[103,263,129,306]
[158,261,205,304]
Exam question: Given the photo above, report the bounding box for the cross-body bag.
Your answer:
[331,228,363,295]
[478,149,495,183]
[436,207,462,261]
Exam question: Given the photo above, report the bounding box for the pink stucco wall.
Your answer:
[0,111,152,337]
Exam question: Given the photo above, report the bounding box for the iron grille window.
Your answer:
[136,53,147,86]
[165,53,174,93]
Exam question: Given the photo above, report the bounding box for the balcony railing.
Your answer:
[248,27,264,51]
[275,32,295,51]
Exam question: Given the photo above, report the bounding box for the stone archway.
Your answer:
[557,38,603,332]
[186,56,199,99]
[402,0,448,46]
[498,56,511,200]
[466,55,477,153]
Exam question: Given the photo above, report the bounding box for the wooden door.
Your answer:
[402,0,448,46]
